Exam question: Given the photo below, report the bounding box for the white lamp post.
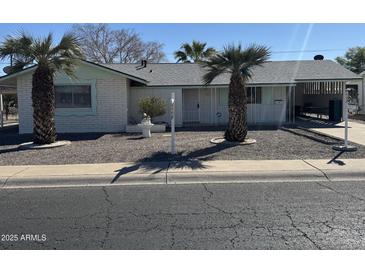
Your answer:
[329,86,357,164]
[171,92,176,154]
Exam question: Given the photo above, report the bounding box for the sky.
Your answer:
[0,23,365,74]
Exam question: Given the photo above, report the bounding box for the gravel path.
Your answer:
[1,126,365,165]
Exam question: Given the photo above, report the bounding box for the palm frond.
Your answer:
[0,32,35,73]
[48,33,83,58]
[239,44,270,78]
[46,33,84,77]
[202,47,216,58]
[201,42,271,84]
[201,53,229,85]
[181,43,193,57]
[175,41,216,63]
[174,50,188,63]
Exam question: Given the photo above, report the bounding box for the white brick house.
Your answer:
[0,60,147,133]
[0,59,362,134]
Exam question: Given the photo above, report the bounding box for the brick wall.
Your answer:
[17,73,128,134]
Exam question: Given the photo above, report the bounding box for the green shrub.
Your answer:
[138,96,166,120]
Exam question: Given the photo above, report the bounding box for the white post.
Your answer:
[343,86,349,147]
[0,92,3,128]
[171,92,176,154]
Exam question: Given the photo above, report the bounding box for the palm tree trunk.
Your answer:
[31,65,57,144]
[225,73,247,142]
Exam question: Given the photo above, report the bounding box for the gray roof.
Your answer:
[102,60,361,87]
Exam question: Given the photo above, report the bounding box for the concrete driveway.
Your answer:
[309,120,365,146]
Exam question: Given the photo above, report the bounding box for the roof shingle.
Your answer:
[102,60,361,86]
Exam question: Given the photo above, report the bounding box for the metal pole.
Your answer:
[171,92,176,154]
[344,86,348,147]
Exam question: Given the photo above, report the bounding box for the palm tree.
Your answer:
[202,44,270,142]
[174,40,216,63]
[0,33,83,144]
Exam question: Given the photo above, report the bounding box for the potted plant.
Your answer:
[137,96,166,137]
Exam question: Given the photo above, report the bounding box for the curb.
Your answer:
[1,173,167,189]
[1,168,364,189]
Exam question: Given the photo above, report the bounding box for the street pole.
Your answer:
[171,92,176,154]
[343,87,348,147]
[328,86,357,164]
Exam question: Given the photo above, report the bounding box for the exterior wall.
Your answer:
[17,63,128,134]
[128,86,183,126]
[182,86,289,126]
[258,86,288,124]
[17,74,33,134]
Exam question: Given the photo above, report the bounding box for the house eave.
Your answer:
[0,60,149,86]
[81,60,148,84]
[0,65,37,84]
[294,77,362,82]
[142,82,297,88]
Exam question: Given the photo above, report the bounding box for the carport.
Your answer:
[295,80,346,121]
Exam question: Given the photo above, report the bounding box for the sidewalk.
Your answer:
[309,120,365,146]
[1,159,365,188]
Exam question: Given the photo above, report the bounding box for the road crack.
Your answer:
[201,183,243,248]
[202,183,232,215]
[285,209,321,249]
[302,159,365,203]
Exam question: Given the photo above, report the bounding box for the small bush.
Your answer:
[138,96,166,120]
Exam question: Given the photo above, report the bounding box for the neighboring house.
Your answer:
[0,59,361,134]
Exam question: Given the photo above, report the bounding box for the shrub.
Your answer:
[138,96,166,120]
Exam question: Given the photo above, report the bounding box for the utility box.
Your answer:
[329,100,342,122]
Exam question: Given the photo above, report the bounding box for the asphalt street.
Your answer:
[1,180,365,249]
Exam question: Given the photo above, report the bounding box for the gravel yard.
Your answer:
[1,126,365,165]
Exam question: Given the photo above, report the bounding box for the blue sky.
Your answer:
[0,23,365,74]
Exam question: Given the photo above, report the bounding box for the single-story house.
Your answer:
[0,59,362,134]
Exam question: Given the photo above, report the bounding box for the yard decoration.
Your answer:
[137,113,154,138]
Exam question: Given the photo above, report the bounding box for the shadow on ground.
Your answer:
[111,141,236,183]
[295,116,345,129]
[0,125,112,147]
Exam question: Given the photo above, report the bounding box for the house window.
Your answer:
[247,87,262,104]
[55,85,92,108]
